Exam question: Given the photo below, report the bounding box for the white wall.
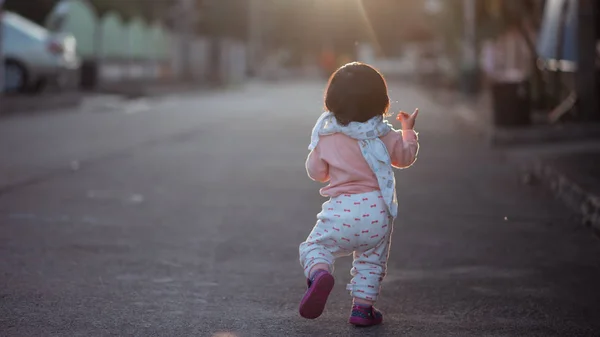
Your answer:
[356,43,415,77]
[98,34,247,85]
[220,39,247,85]
[190,38,210,81]
[98,60,162,84]
[170,35,246,84]
[356,42,446,79]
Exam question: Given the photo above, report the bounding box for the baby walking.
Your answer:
[298,62,420,326]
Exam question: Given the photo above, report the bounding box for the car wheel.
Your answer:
[4,60,28,93]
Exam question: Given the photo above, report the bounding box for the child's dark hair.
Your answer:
[324,62,390,126]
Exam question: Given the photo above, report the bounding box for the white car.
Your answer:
[2,11,80,93]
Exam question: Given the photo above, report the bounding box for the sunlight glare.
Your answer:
[355,0,384,57]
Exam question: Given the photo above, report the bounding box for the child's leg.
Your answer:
[299,217,350,279]
[299,215,352,319]
[308,263,330,278]
[347,231,391,327]
[299,236,336,279]
[298,228,344,320]
[347,228,393,305]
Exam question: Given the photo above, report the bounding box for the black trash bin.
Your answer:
[491,80,531,127]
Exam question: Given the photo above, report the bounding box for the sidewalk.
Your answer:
[95,80,216,99]
[0,81,221,117]
[428,85,600,235]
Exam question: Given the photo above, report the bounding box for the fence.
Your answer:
[44,0,247,88]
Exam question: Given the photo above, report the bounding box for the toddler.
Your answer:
[298,62,420,326]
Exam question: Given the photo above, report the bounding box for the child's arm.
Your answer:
[306,146,330,182]
[388,129,419,169]
[390,108,420,168]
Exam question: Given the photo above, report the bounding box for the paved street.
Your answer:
[1,80,600,336]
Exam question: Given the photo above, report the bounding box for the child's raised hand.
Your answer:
[396,108,419,130]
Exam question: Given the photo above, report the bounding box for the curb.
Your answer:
[446,90,600,147]
[529,160,600,233]
[95,82,212,99]
[491,123,600,147]
[0,92,83,116]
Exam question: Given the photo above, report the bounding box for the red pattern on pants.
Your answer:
[299,190,394,301]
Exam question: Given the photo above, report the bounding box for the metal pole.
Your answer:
[179,0,191,81]
[248,0,262,76]
[208,0,223,85]
[576,0,599,121]
[462,0,477,94]
[0,0,5,103]
[463,0,476,69]
[172,0,196,82]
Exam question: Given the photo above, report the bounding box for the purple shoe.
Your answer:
[348,305,383,327]
[299,269,334,319]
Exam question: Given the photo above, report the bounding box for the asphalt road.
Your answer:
[1,80,600,337]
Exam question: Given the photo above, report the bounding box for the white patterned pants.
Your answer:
[299,191,394,302]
